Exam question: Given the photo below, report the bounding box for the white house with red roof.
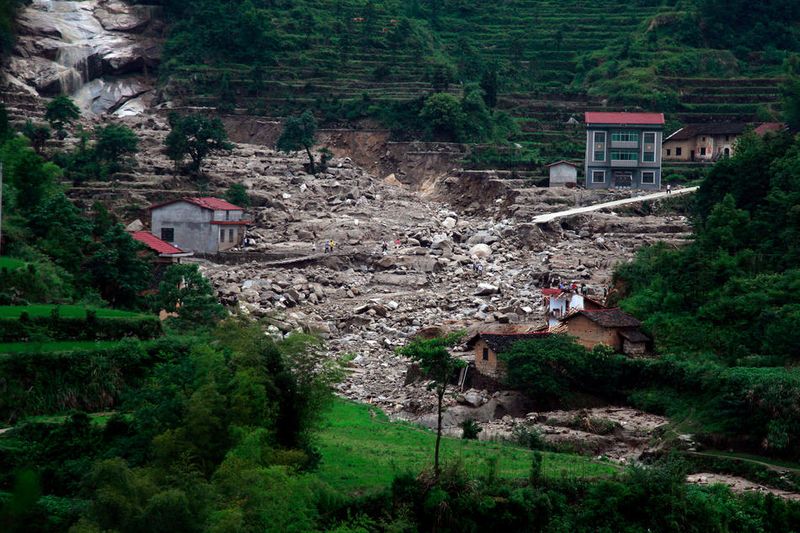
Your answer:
[584,112,664,190]
[149,197,250,254]
[542,287,605,328]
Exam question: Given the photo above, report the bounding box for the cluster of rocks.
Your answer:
[51,110,694,458]
[6,0,162,115]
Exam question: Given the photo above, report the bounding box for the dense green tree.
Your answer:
[86,224,151,308]
[95,124,139,164]
[94,124,139,174]
[44,96,80,137]
[479,67,498,108]
[0,102,11,142]
[398,332,464,476]
[164,114,233,176]
[276,111,318,173]
[155,263,225,325]
[419,92,465,142]
[224,183,250,208]
[21,120,51,155]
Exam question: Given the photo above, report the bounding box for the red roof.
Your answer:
[754,122,786,136]
[132,231,184,255]
[585,112,665,125]
[150,197,244,211]
[210,220,251,225]
[541,288,562,297]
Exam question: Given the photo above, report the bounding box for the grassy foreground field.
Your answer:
[317,399,617,493]
[0,305,147,319]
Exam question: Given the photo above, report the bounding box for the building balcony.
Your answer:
[610,158,639,168]
[610,140,639,149]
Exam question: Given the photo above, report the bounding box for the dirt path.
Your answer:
[532,187,698,223]
[686,451,800,474]
[687,473,800,501]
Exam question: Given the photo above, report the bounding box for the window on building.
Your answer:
[700,147,707,156]
[229,229,235,242]
[642,132,656,162]
[592,131,606,162]
[725,135,730,141]
[592,170,605,183]
[641,171,656,184]
[666,148,671,156]
[225,210,230,221]
[482,347,489,361]
[676,147,682,156]
[161,227,174,242]
[610,151,638,161]
[220,229,225,242]
[702,136,706,142]
[611,131,638,142]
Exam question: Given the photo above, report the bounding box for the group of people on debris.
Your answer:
[380,238,403,254]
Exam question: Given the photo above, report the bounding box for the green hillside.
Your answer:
[157,0,798,167]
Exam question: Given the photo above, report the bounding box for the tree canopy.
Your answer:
[164,113,233,175]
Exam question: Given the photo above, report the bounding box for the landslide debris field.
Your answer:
[64,112,694,463]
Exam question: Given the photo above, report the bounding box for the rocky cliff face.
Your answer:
[4,0,162,116]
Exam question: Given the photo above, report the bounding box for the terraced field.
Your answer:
[161,1,784,169]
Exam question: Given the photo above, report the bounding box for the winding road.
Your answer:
[532,186,699,224]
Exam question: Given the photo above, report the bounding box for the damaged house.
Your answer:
[560,308,650,356]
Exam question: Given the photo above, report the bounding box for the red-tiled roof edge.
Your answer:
[132,231,184,255]
[210,220,252,225]
[546,160,578,168]
[149,196,244,211]
[584,112,665,125]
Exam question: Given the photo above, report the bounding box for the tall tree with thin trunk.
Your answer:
[398,332,465,477]
[276,111,318,173]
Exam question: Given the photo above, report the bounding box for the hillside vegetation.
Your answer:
[153,0,798,167]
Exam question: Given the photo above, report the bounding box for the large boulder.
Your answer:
[469,243,492,258]
[474,283,499,296]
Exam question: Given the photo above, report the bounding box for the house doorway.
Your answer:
[724,147,730,157]
[690,149,695,161]
[613,171,632,188]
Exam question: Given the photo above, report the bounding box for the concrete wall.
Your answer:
[564,315,621,351]
[623,339,648,357]
[549,164,577,186]
[151,202,219,254]
[217,226,244,251]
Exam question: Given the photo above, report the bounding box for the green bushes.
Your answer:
[0,314,161,342]
[501,334,800,458]
[0,340,150,423]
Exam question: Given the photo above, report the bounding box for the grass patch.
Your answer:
[0,257,25,271]
[0,340,121,354]
[316,398,617,493]
[0,305,147,319]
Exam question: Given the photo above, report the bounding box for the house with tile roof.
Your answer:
[584,112,664,190]
[662,122,747,162]
[466,330,550,378]
[149,197,251,254]
[560,308,650,356]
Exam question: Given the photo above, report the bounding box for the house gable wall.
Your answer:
[549,163,578,186]
[151,202,218,254]
[474,340,506,378]
[565,315,621,351]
